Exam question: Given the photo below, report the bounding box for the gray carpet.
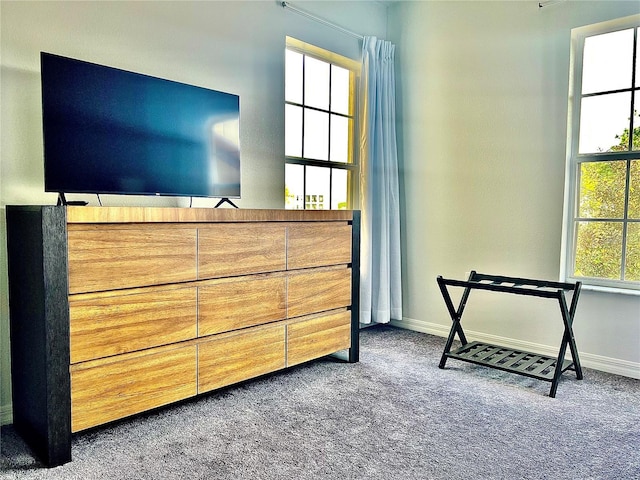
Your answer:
[1,325,639,479]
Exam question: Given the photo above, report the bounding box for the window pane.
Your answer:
[579,92,631,154]
[629,161,640,219]
[625,223,640,281]
[637,28,640,88]
[285,163,304,210]
[578,161,627,218]
[285,104,302,157]
[574,221,623,279]
[305,166,330,209]
[331,168,348,210]
[304,108,329,160]
[331,65,350,115]
[304,56,329,110]
[285,50,303,104]
[582,28,634,95]
[330,114,349,163]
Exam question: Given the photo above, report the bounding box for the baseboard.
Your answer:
[391,317,640,380]
[1,402,12,426]
[391,317,450,337]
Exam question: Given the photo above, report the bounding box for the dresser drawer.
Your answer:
[287,223,352,270]
[287,310,351,367]
[198,224,286,279]
[198,325,285,393]
[198,276,286,336]
[287,267,352,318]
[69,287,197,364]
[71,345,197,432]
[67,225,197,293]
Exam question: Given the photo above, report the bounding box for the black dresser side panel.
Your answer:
[350,210,361,363]
[6,206,71,466]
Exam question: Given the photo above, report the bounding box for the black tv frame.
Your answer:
[41,52,241,203]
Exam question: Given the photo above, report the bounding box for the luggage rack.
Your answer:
[437,271,583,397]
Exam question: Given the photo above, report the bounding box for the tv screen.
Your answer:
[41,52,240,199]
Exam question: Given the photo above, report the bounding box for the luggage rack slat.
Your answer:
[447,341,575,382]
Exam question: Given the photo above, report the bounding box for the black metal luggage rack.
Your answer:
[437,271,583,398]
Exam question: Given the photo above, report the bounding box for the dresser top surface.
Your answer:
[64,206,355,224]
[6,205,355,223]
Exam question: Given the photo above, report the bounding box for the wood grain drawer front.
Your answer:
[71,345,196,432]
[287,268,352,318]
[287,223,352,270]
[67,226,197,294]
[69,288,197,364]
[198,276,286,336]
[198,326,285,394]
[287,311,351,367]
[198,224,286,279]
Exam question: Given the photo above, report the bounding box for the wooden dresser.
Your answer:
[6,206,360,467]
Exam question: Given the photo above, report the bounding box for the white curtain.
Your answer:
[359,36,402,325]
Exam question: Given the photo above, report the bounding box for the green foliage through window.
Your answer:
[575,130,640,282]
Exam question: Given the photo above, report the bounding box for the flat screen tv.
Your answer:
[41,52,240,200]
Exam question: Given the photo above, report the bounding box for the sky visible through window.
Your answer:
[579,28,638,154]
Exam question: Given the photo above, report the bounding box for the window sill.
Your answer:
[579,284,640,297]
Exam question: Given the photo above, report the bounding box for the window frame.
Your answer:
[561,14,640,293]
[284,36,360,210]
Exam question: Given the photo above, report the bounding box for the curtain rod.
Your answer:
[281,1,364,41]
[538,0,566,8]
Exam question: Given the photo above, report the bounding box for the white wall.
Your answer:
[389,1,640,378]
[0,0,388,424]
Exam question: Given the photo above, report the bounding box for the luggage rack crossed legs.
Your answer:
[437,271,583,398]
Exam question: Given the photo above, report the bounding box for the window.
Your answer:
[564,15,640,291]
[284,37,359,210]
